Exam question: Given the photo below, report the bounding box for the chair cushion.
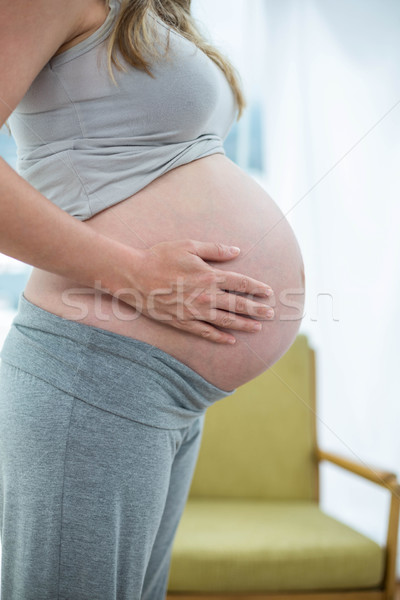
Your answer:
[189,335,317,501]
[168,499,385,592]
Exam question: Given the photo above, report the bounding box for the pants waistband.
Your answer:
[0,293,234,429]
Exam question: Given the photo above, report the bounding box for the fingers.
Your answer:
[188,240,242,262]
[214,292,275,321]
[172,302,270,342]
[183,239,273,296]
[205,310,265,333]
[215,269,273,297]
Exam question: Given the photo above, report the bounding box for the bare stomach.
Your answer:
[23,154,305,391]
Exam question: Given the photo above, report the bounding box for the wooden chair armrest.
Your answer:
[316,448,400,493]
[316,447,400,599]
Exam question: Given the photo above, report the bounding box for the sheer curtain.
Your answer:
[194,0,400,577]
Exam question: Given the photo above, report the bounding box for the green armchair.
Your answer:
[166,334,399,600]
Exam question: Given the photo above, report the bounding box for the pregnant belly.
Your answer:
[23,154,305,391]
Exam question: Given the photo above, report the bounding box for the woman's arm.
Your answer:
[0,158,273,343]
[0,157,146,290]
[0,0,273,345]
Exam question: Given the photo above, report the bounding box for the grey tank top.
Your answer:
[8,0,238,220]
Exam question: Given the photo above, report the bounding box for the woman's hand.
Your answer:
[0,162,273,345]
[112,239,275,345]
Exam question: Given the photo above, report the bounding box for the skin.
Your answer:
[24,153,305,391]
[2,0,305,391]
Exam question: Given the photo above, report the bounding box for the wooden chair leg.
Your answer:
[384,488,400,600]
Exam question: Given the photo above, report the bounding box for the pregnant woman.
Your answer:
[0,0,305,598]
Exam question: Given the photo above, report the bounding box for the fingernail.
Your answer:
[229,246,240,255]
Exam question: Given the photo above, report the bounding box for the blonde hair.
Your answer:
[105,0,247,120]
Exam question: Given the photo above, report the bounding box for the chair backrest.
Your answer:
[189,334,318,501]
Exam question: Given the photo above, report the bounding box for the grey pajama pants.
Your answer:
[0,293,234,600]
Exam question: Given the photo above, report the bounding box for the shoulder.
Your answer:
[0,0,97,124]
